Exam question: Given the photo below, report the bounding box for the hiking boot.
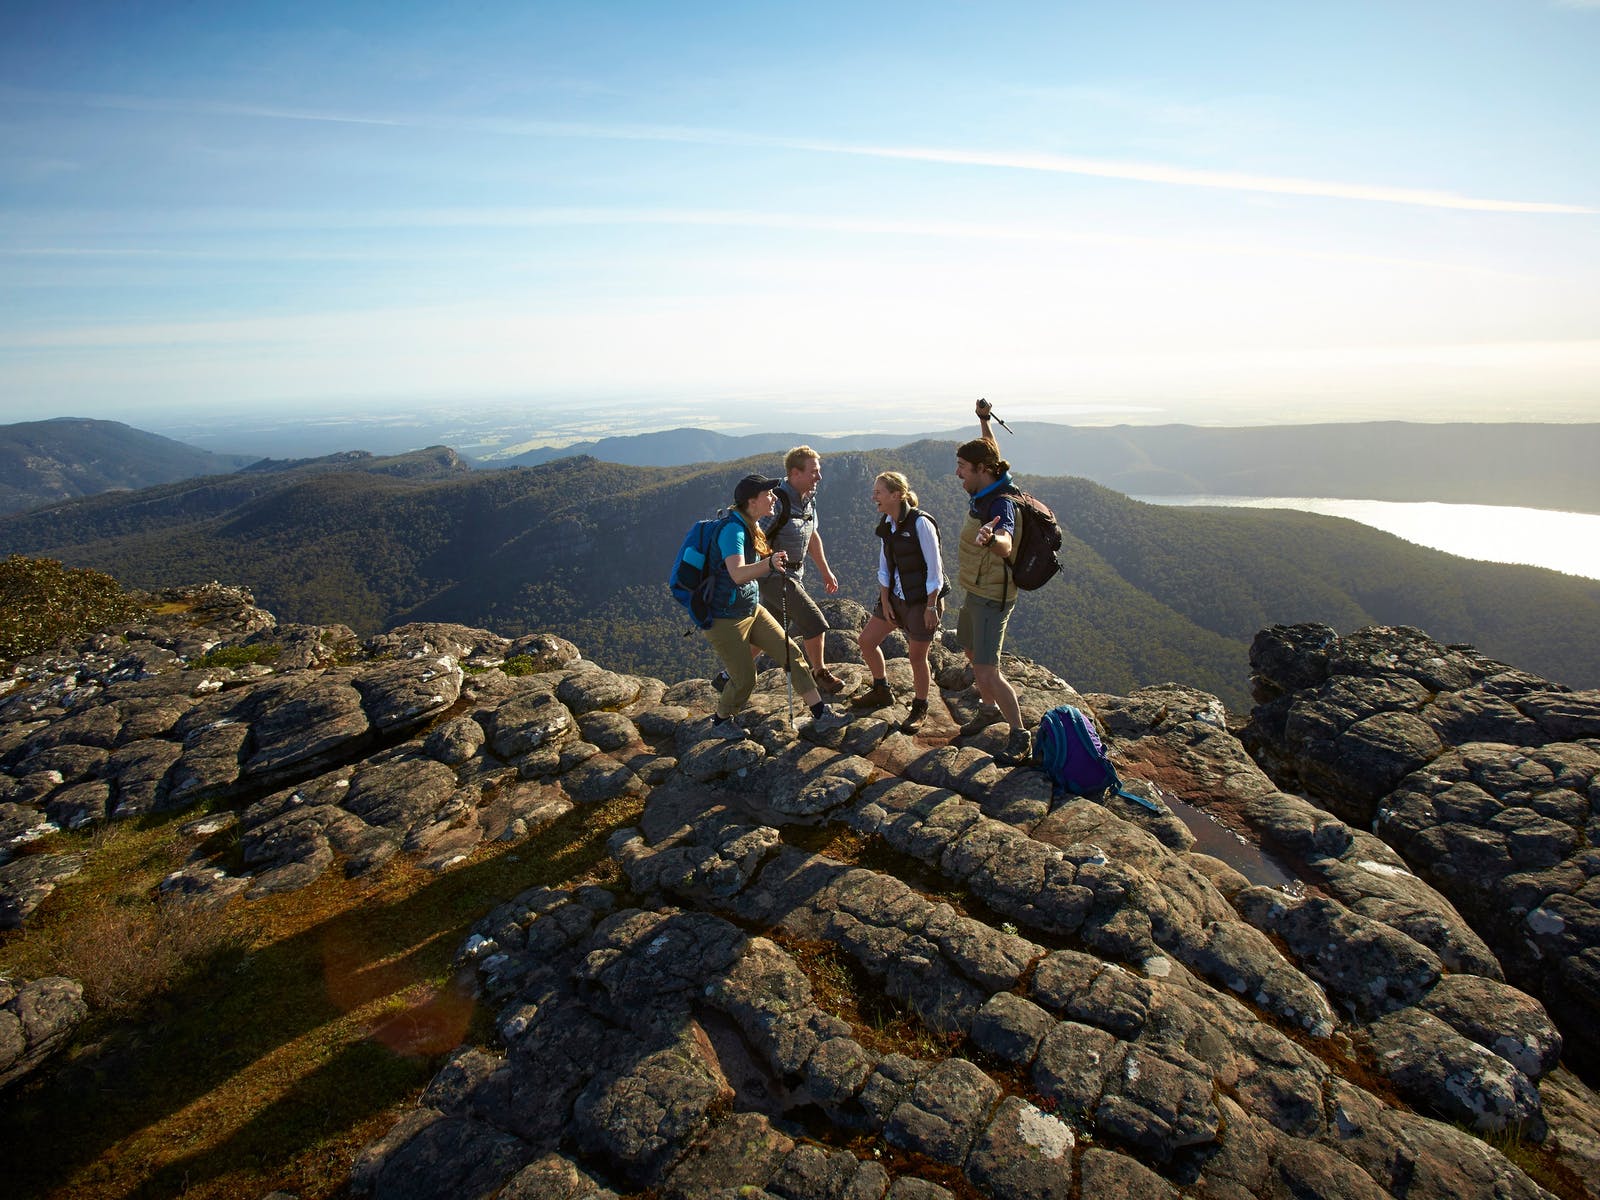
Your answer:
[811,665,845,695]
[710,717,747,741]
[850,679,895,710]
[711,669,730,693]
[809,706,848,733]
[958,705,1004,737]
[995,726,1034,766]
[899,698,929,734]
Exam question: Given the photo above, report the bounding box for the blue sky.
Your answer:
[2,1,1598,438]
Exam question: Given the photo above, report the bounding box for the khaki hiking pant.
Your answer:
[705,608,815,718]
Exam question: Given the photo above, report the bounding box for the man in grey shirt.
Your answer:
[756,445,844,694]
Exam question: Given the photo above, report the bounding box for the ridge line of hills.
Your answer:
[5,416,1599,516]
[0,417,257,516]
[493,419,1600,516]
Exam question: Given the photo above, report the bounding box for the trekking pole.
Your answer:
[780,570,795,729]
[976,397,1015,435]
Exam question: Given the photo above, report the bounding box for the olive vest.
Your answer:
[958,498,1013,603]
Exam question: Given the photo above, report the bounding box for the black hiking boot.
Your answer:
[712,669,729,692]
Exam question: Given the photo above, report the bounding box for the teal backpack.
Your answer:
[669,513,734,630]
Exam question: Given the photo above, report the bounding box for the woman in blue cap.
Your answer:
[703,473,847,739]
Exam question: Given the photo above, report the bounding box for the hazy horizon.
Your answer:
[105,396,1600,464]
[13,398,1600,466]
[3,3,1598,428]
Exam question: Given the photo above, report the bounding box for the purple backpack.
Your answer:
[1036,705,1162,813]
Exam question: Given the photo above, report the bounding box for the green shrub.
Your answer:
[0,554,146,661]
[502,654,539,676]
[188,643,282,670]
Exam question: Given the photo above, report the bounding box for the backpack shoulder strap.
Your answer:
[1038,708,1068,781]
[711,511,742,571]
[1114,785,1166,814]
[766,488,793,541]
[987,492,1014,606]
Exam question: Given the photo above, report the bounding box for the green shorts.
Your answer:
[956,594,1014,667]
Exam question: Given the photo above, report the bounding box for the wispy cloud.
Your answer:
[0,205,1552,282]
[10,86,1592,216]
[1,87,408,128]
[767,136,1595,215]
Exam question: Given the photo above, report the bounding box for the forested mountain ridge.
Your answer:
[0,417,257,515]
[12,416,1596,515]
[496,426,905,467]
[506,420,1600,514]
[3,439,1598,710]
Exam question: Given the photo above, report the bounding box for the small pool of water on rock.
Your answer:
[1156,789,1305,895]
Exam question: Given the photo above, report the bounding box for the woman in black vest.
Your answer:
[851,471,944,733]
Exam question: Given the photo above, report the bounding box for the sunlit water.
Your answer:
[1135,496,1600,582]
[1159,790,1303,893]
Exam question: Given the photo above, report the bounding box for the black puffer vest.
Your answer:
[876,508,935,603]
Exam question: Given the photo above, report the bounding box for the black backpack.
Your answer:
[999,487,1062,593]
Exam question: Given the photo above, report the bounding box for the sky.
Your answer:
[2,1,1599,442]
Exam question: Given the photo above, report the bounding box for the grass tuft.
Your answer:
[40,896,254,1012]
[187,643,282,670]
[1480,1122,1593,1200]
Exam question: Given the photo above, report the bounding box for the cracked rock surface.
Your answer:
[5,595,1599,1197]
[1246,621,1600,1079]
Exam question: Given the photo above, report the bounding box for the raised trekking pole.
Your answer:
[975,397,1014,435]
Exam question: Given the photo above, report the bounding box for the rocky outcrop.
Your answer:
[0,850,85,928]
[0,974,87,1089]
[4,597,1599,1197]
[1246,621,1600,1079]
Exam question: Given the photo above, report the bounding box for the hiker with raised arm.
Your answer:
[700,473,847,740]
[954,399,1032,765]
[712,447,844,696]
[851,471,945,733]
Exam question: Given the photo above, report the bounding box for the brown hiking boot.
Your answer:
[811,665,845,695]
[850,679,895,709]
[899,698,929,733]
[995,725,1034,766]
[958,705,1004,736]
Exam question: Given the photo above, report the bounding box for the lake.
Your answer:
[1134,496,1600,582]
